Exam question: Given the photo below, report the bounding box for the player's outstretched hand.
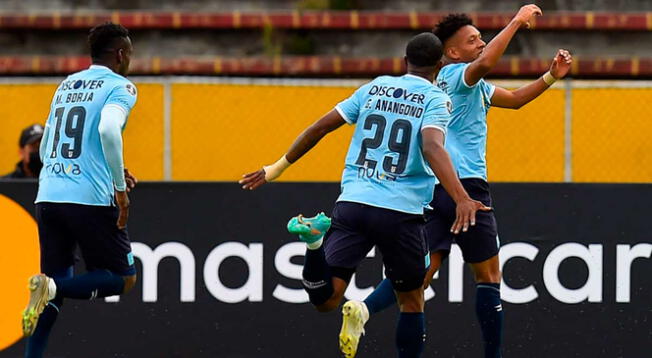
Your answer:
[124,168,138,192]
[451,198,492,235]
[550,49,572,80]
[240,168,267,190]
[513,4,542,29]
[115,190,130,229]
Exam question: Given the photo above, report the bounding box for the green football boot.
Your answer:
[287,212,331,244]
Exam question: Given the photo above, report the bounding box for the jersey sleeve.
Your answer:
[481,80,496,105]
[441,63,473,93]
[105,81,138,122]
[420,93,452,134]
[334,82,371,125]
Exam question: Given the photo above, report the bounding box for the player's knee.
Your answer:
[122,274,137,294]
[399,300,423,313]
[308,275,347,311]
[315,296,341,312]
[397,289,424,313]
[422,253,444,289]
[310,285,343,312]
[471,255,501,283]
[474,269,501,284]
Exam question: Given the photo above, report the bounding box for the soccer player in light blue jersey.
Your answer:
[355,5,573,358]
[241,33,489,358]
[22,23,139,358]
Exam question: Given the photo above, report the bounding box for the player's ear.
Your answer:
[446,46,457,61]
[117,48,125,64]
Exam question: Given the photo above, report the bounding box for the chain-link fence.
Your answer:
[0,78,650,183]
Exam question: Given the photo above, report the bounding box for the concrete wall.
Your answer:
[0,0,651,11]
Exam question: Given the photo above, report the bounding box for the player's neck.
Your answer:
[442,57,468,66]
[91,60,116,73]
[406,70,435,83]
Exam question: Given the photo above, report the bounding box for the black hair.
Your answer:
[433,14,473,45]
[88,22,129,60]
[405,32,443,67]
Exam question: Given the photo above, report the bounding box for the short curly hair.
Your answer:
[406,32,443,67]
[88,22,129,60]
[433,14,473,45]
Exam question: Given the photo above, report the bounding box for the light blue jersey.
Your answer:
[335,74,452,214]
[436,63,495,181]
[36,65,137,206]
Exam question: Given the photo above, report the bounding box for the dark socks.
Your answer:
[476,283,503,358]
[396,312,425,358]
[364,278,396,314]
[25,300,61,358]
[54,269,125,300]
[301,246,333,306]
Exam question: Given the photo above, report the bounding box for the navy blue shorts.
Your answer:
[36,202,136,276]
[324,201,429,292]
[426,179,499,263]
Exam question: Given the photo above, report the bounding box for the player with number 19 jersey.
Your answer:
[36,65,137,206]
[335,74,452,214]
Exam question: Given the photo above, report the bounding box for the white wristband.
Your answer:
[542,71,557,86]
[263,155,291,182]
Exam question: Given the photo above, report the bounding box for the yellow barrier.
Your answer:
[171,83,354,181]
[487,89,565,182]
[573,88,652,182]
[0,84,55,175]
[0,83,164,181]
[0,81,650,183]
[123,84,164,180]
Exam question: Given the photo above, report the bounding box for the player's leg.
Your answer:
[294,203,373,312]
[374,209,430,358]
[357,192,455,320]
[420,198,455,289]
[455,180,502,358]
[469,254,502,358]
[361,248,448,316]
[340,251,445,358]
[24,267,71,358]
[395,287,426,358]
[288,211,337,309]
[53,204,137,300]
[24,203,76,358]
[422,251,446,288]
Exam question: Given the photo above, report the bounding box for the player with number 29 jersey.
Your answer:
[36,65,137,206]
[239,33,490,358]
[335,74,452,214]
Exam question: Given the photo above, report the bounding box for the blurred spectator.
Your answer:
[2,124,44,179]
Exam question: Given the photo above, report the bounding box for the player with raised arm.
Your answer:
[241,33,490,358]
[21,23,139,358]
[348,5,573,358]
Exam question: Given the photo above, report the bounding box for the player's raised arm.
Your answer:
[421,128,491,234]
[491,49,572,109]
[240,109,347,190]
[462,4,542,86]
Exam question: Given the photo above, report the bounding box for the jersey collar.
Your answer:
[89,64,111,71]
[404,74,434,85]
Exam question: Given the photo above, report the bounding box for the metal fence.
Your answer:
[0,77,650,183]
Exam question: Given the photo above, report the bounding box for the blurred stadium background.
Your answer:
[0,0,651,182]
[0,1,651,357]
